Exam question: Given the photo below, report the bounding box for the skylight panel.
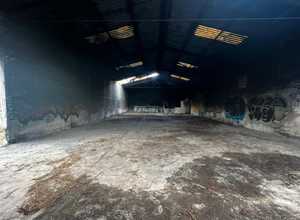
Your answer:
[180,77,190,81]
[177,61,198,69]
[109,25,134,39]
[85,25,134,44]
[128,61,143,68]
[216,31,248,45]
[171,74,180,78]
[85,32,110,44]
[116,61,143,71]
[194,25,247,45]
[194,25,222,40]
[170,74,190,82]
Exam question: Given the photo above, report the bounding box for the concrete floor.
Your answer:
[0,114,300,220]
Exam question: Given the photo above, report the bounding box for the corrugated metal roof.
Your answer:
[1,0,300,80]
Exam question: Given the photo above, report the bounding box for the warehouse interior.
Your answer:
[0,0,300,219]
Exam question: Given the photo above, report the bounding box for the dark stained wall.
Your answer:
[0,22,127,143]
[193,37,300,137]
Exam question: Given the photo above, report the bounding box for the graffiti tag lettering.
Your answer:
[224,97,246,120]
[247,97,289,123]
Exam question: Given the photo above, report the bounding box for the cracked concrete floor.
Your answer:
[0,114,300,220]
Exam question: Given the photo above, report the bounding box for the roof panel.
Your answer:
[167,21,191,34]
[2,0,299,81]
[166,39,183,50]
[166,31,187,45]
[188,36,211,48]
[185,45,204,54]
[171,0,200,19]
[132,0,160,19]
[94,0,127,14]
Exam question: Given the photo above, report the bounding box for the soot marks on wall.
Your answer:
[247,97,290,127]
[224,97,246,120]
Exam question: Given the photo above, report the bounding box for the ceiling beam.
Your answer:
[202,1,300,77]
[165,47,211,63]
[112,46,214,63]
[125,0,147,69]
[219,5,300,61]
[161,67,206,80]
[109,45,213,64]
[157,0,173,70]
[201,0,253,58]
[170,0,209,73]
[85,0,137,75]
[178,0,253,77]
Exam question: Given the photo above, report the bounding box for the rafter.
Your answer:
[170,0,209,73]
[83,0,137,75]
[157,0,173,70]
[125,0,146,70]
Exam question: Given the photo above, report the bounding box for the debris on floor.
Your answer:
[18,154,86,215]
[0,115,299,219]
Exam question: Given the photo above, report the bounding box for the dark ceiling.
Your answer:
[1,0,300,84]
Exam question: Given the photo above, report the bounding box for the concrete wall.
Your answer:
[127,88,187,112]
[88,80,128,121]
[0,22,127,143]
[192,84,300,138]
[134,106,159,113]
[164,108,175,115]
[192,36,300,138]
[5,63,127,142]
[0,60,7,145]
[174,100,191,114]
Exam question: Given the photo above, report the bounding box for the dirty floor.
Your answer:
[0,114,300,220]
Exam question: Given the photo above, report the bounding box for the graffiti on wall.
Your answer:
[247,97,289,124]
[224,97,246,120]
[12,99,81,125]
[44,114,56,123]
[192,106,200,115]
[206,106,223,118]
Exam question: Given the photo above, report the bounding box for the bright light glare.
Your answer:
[117,73,159,85]
[117,77,136,85]
[150,73,159,77]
